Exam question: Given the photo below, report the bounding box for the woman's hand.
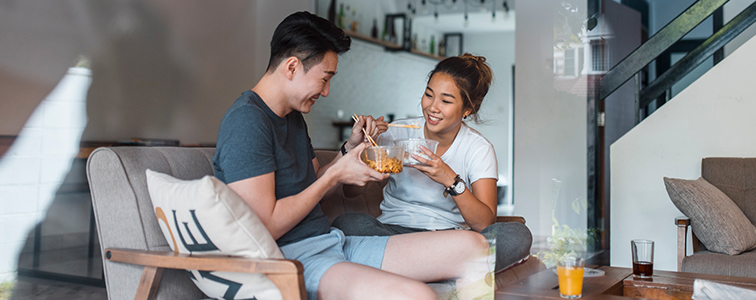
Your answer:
[409,145,457,187]
[345,115,388,151]
[411,146,497,231]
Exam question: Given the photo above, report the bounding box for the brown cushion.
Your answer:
[664,177,756,255]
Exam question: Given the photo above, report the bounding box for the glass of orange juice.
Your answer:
[557,256,585,299]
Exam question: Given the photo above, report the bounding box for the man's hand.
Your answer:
[330,142,389,185]
[345,115,388,151]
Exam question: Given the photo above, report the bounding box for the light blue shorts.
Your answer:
[279,228,389,300]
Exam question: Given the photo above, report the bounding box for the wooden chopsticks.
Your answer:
[388,123,421,129]
[352,114,378,147]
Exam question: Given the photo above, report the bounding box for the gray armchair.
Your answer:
[87,147,305,300]
[675,157,756,278]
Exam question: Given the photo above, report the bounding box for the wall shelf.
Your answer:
[344,30,444,61]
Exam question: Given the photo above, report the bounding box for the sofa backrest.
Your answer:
[87,146,387,299]
[702,157,756,227]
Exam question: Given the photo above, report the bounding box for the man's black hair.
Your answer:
[267,11,351,73]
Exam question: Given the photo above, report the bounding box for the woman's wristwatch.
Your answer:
[444,175,466,197]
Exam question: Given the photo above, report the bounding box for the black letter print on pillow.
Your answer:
[173,209,219,252]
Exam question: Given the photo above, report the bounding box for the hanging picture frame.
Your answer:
[443,33,463,57]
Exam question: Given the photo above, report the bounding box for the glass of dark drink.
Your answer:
[631,239,654,278]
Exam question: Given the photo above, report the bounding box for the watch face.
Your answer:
[453,182,465,194]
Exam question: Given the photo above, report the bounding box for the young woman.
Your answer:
[333,54,532,272]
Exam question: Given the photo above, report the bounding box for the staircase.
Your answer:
[599,0,756,123]
[605,0,756,270]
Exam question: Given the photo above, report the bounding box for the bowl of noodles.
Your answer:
[361,146,404,173]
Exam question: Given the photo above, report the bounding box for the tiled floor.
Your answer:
[17,246,103,280]
[11,245,106,299]
[10,276,106,300]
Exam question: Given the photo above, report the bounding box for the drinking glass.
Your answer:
[557,256,584,299]
[632,239,654,278]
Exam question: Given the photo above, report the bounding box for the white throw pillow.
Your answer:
[145,169,284,300]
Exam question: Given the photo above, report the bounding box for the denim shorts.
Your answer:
[279,228,389,300]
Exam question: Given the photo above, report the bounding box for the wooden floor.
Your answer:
[10,276,106,300]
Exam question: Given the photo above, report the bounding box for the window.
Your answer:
[564,48,575,76]
[591,40,611,72]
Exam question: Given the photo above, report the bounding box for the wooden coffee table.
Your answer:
[496,266,756,299]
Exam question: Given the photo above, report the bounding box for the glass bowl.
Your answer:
[360,146,405,173]
[394,138,439,165]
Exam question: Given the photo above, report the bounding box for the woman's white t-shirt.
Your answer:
[376,117,498,230]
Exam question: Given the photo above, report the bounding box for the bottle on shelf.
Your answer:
[327,0,336,24]
[429,35,435,55]
[351,8,358,32]
[439,40,445,57]
[371,19,379,39]
[344,5,351,30]
[337,3,345,29]
[381,18,388,41]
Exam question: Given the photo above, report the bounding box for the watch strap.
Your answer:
[340,141,348,155]
[444,175,464,197]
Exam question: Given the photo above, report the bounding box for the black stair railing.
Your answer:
[599,0,729,101]
[639,1,756,109]
[596,0,756,124]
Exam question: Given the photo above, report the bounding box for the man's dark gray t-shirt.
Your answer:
[213,90,330,247]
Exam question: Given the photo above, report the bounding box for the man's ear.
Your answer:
[282,56,300,80]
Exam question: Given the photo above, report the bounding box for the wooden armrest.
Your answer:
[105,248,302,274]
[497,216,526,224]
[675,216,691,272]
[106,248,305,300]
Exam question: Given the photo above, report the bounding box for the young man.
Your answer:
[213,11,491,300]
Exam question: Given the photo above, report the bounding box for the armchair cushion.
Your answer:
[682,250,756,278]
[664,177,756,255]
[146,169,284,300]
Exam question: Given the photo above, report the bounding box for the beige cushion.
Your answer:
[145,169,283,300]
[664,177,756,255]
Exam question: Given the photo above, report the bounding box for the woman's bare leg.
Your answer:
[381,230,494,299]
[318,262,436,300]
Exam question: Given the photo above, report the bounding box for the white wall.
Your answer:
[0,68,90,283]
[610,34,756,271]
[513,0,588,242]
[464,32,515,195]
